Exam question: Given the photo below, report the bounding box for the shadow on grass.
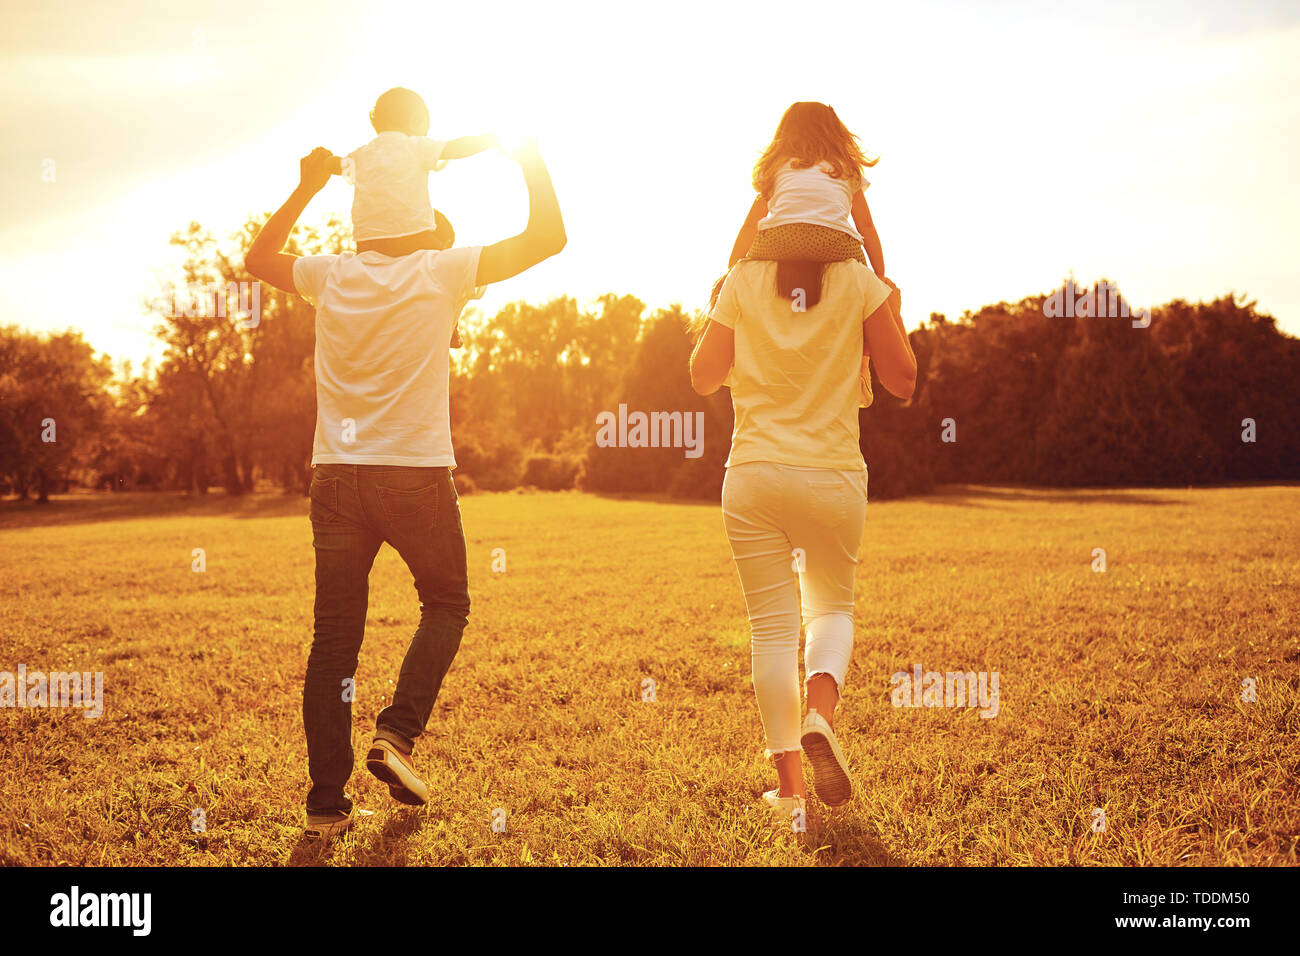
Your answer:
[803,811,898,866]
[349,810,427,866]
[584,490,719,509]
[287,830,341,867]
[0,488,725,531]
[286,809,427,866]
[13,482,1272,531]
[919,484,1184,508]
[0,491,309,531]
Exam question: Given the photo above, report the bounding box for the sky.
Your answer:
[2,0,1299,366]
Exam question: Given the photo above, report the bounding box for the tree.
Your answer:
[0,327,111,500]
[583,307,732,498]
[1151,295,1300,480]
[146,214,346,494]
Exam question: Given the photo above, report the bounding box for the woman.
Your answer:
[690,256,916,821]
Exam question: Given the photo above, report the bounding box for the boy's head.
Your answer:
[370,87,430,137]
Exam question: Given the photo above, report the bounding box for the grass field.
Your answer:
[1,485,1297,866]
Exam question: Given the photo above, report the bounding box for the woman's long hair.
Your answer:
[775,260,828,309]
[691,260,828,342]
[689,274,728,342]
[752,102,877,200]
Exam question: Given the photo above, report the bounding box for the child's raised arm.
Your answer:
[728,195,768,269]
[851,189,886,278]
[441,134,499,160]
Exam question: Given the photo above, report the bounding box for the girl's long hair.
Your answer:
[752,102,877,200]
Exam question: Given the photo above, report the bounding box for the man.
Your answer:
[245,139,565,838]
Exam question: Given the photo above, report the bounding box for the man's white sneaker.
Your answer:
[366,738,429,806]
[304,805,372,840]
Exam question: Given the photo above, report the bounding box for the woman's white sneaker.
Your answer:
[763,789,807,827]
[800,708,852,807]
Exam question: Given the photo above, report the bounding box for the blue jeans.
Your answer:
[304,464,469,813]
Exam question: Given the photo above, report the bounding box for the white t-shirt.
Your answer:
[756,160,866,240]
[344,132,449,241]
[710,260,888,471]
[293,246,483,467]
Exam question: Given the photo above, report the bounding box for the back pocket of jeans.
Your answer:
[377,483,439,526]
[310,475,339,522]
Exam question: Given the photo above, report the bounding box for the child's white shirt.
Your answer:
[344,131,448,241]
[757,160,866,240]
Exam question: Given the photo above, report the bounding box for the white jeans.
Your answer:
[722,461,868,754]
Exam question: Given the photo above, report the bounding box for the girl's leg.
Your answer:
[722,463,805,796]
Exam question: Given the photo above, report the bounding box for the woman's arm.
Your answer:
[851,190,886,278]
[728,196,768,268]
[863,295,916,400]
[690,319,734,395]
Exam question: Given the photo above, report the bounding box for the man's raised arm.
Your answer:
[475,139,566,287]
[245,147,335,295]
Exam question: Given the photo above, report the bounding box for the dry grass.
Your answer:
[1,485,1297,866]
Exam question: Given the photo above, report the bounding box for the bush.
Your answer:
[452,421,523,490]
[453,472,477,496]
[521,453,583,490]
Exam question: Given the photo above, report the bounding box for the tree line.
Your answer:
[2,218,1297,502]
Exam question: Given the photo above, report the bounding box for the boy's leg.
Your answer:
[429,210,465,348]
[360,466,470,753]
[304,465,382,813]
[431,210,456,250]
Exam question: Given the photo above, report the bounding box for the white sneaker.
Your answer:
[762,789,808,829]
[801,708,852,807]
[304,805,374,840]
[366,738,429,806]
